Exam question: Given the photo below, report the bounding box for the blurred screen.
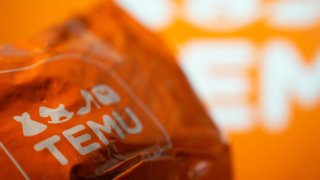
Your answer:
[117,0,320,179]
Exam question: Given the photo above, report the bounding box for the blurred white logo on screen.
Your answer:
[179,40,255,132]
[180,39,320,134]
[267,0,320,29]
[261,40,320,131]
[117,0,320,31]
[116,0,175,30]
[183,0,260,31]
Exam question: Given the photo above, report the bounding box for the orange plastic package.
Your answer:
[0,1,231,179]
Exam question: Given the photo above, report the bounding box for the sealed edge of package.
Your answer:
[0,1,232,179]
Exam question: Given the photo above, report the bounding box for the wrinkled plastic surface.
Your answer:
[0,1,231,179]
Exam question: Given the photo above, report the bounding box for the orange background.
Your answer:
[0,0,319,180]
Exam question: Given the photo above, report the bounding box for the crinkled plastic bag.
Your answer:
[0,1,231,179]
